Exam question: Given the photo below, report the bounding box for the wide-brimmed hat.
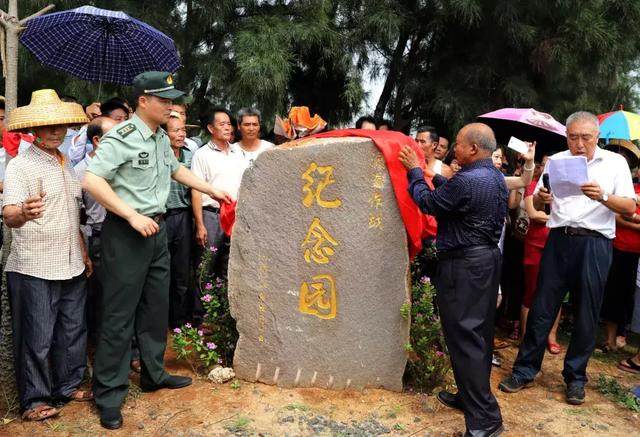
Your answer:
[7,89,88,131]
[605,138,640,168]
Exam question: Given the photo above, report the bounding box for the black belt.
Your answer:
[106,212,164,224]
[553,226,605,238]
[203,206,220,213]
[437,244,495,260]
[164,207,191,217]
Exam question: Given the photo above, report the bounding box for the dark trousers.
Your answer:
[434,245,502,430]
[601,247,639,326]
[201,209,230,278]
[86,232,103,345]
[513,230,613,386]
[166,208,194,328]
[93,214,170,409]
[8,272,87,411]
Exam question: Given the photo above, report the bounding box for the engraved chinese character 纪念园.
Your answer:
[301,217,339,264]
[368,213,383,229]
[299,274,337,319]
[301,162,342,208]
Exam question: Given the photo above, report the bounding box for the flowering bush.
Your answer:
[402,262,451,392]
[171,245,238,374]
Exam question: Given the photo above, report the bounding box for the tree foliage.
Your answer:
[2,0,640,134]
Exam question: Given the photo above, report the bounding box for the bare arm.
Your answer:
[525,194,548,223]
[504,142,536,190]
[82,172,159,237]
[508,189,522,210]
[2,194,45,228]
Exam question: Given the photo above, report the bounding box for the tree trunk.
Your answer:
[373,29,410,121]
[4,0,18,114]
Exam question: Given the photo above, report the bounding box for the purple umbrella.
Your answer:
[478,108,567,153]
[20,6,181,85]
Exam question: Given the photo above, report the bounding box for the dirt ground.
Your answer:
[1,335,639,436]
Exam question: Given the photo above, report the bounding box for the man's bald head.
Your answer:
[87,116,118,150]
[459,123,497,153]
[454,123,497,166]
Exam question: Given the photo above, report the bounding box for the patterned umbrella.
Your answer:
[20,6,181,85]
[597,110,640,141]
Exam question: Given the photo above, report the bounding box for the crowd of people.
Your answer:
[0,71,639,435]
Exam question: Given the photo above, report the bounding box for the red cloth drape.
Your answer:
[219,129,438,260]
[2,129,34,157]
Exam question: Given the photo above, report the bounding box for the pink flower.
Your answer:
[202,294,212,303]
[207,342,217,350]
[185,323,192,329]
[436,351,444,357]
[209,246,218,253]
[198,330,204,336]
[205,282,213,290]
[173,328,182,334]
[217,358,222,364]
[215,278,224,287]
[420,276,430,284]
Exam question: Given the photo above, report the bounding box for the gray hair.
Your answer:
[566,111,599,130]
[464,123,497,152]
[237,107,262,124]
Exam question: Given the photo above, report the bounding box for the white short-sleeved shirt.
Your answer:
[231,140,274,166]
[534,147,635,238]
[190,141,247,208]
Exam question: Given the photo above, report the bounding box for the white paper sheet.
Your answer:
[547,155,589,198]
[507,136,529,155]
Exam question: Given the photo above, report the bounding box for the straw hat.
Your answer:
[605,138,640,168]
[6,89,88,131]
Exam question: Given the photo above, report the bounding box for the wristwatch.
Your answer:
[600,192,609,203]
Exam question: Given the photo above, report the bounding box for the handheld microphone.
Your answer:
[542,173,551,215]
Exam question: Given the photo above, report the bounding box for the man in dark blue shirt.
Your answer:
[400,123,508,437]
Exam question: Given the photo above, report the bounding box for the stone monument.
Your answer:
[228,137,410,391]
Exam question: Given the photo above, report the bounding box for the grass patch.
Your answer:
[285,402,310,412]
[386,404,402,419]
[230,379,241,390]
[596,374,640,412]
[224,416,251,433]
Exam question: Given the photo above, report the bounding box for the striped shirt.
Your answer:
[3,145,85,280]
[166,147,193,209]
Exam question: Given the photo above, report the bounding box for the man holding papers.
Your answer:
[500,111,636,406]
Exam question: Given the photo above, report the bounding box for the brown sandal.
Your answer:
[21,404,60,421]
[618,358,640,374]
[69,389,94,402]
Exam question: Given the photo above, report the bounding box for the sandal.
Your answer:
[21,404,60,421]
[69,389,94,402]
[618,358,640,374]
[597,343,615,354]
[547,342,562,355]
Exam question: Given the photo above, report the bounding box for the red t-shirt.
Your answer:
[524,179,550,249]
[614,183,640,253]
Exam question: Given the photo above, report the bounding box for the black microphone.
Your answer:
[542,173,551,215]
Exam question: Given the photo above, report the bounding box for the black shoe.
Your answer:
[437,390,464,411]
[498,375,533,393]
[140,374,193,392]
[566,384,585,405]
[100,407,123,430]
[465,422,504,437]
[464,422,504,437]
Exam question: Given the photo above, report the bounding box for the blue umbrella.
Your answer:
[20,6,181,85]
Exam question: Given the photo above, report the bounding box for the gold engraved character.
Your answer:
[299,274,337,319]
[301,217,339,264]
[369,191,383,208]
[368,213,383,229]
[301,162,342,208]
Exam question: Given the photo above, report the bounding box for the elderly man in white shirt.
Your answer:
[191,108,247,275]
[500,111,636,406]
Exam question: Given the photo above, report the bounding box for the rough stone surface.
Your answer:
[229,137,410,392]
